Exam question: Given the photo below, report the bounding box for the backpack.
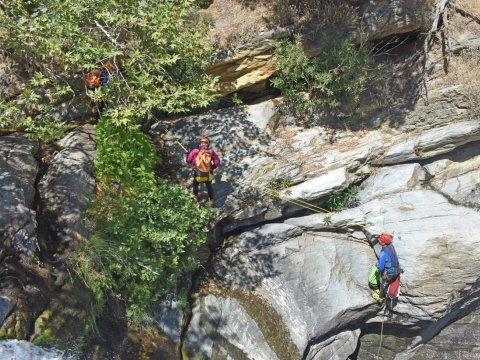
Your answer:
[368,265,380,290]
[86,70,101,89]
[195,149,212,178]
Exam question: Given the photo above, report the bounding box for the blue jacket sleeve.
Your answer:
[377,250,388,272]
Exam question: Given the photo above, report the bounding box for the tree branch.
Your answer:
[420,0,450,105]
[451,3,480,24]
[94,20,125,50]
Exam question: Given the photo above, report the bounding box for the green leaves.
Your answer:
[327,185,359,212]
[272,34,378,121]
[1,0,217,137]
[85,117,214,323]
[0,0,221,322]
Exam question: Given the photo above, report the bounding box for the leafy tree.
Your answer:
[0,0,217,132]
[1,0,217,323]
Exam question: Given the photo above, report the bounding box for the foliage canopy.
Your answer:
[2,0,217,323]
[0,0,217,133]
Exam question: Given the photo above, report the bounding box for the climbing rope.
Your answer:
[156,122,374,232]
[157,121,397,358]
[376,302,388,359]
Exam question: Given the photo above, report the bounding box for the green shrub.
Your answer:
[31,335,53,347]
[327,185,359,212]
[1,1,218,323]
[76,119,214,323]
[271,34,378,120]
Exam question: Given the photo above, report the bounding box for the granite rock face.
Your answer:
[156,81,480,358]
[38,124,96,252]
[154,85,480,235]
[182,164,480,359]
[0,134,39,260]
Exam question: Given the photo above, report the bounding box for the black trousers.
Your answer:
[380,275,397,298]
[192,178,214,200]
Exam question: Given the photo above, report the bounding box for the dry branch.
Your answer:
[420,0,450,104]
[451,3,480,24]
[94,20,125,50]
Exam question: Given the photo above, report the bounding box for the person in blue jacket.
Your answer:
[372,232,401,303]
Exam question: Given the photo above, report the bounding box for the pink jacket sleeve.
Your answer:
[186,149,199,164]
[210,149,220,169]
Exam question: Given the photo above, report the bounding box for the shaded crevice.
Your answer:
[419,140,480,165]
[34,145,56,263]
[178,224,224,359]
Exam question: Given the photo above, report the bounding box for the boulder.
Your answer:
[425,155,480,207]
[281,167,349,202]
[359,0,425,41]
[48,95,97,124]
[0,134,39,260]
[377,120,480,165]
[183,294,281,360]
[307,329,361,360]
[38,124,96,252]
[358,163,426,203]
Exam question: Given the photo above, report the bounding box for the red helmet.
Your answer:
[379,233,392,244]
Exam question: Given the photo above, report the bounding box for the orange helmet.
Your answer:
[379,233,392,244]
[199,137,209,144]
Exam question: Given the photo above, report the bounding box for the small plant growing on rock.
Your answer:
[267,177,292,198]
[327,185,359,212]
[231,92,244,106]
[323,215,333,226]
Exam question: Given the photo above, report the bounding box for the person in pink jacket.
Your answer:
[186,137,220,205]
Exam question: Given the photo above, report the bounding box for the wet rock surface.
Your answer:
[0,339,68,360]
